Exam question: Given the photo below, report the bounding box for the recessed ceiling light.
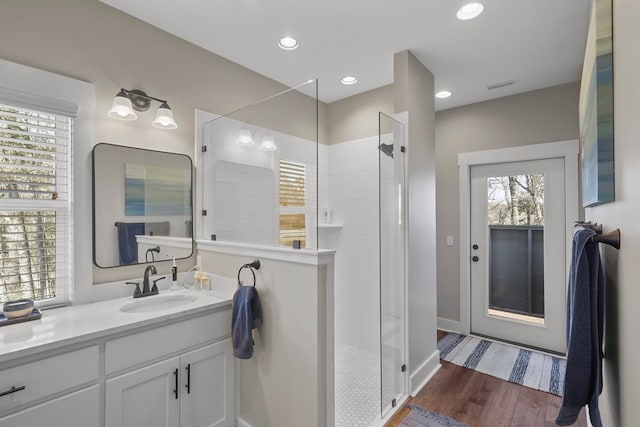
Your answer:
[278,36,299,50]
[435,90,452,99]
[341,76,358,85]
[456,3,484,20]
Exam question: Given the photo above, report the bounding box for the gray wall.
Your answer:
[394,50,439,393]
[586,0,640,424]
[0,0,327,286]
[327,84,393,144]
[435,82,580,323]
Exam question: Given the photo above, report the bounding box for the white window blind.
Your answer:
[0,102,71,305]
[279,160,306,247]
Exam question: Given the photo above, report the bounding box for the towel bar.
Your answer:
[591,229,620,249]
[574,221,621,249]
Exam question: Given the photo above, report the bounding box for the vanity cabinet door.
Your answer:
[180,339,234,427]
[0,385,99,427]
[106,357,180,427]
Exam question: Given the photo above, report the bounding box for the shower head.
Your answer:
[378,142,393,159]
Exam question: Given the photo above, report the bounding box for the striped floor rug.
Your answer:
[400,404,469,427]
[437,333,566,396]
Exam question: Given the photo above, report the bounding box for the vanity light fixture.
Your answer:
[278,36,299,50]
[341,76,358,85]
[237,128,255,146]
[152,102,177,129]
[108,88,177,129]
[456,2,484,20]
[260,133,278,151]
[435,90,453,99]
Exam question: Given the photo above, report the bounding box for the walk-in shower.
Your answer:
[333,112,407,426]
[196,79,407,426]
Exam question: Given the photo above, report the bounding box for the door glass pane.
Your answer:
[379,112,405,418]
[487,174,545,324]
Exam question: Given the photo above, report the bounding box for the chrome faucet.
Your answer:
[143,265,157,295]
[126,265,165,298]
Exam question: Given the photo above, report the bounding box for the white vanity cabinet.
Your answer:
[0,346,100,427]
[180,340,234,427]
[106,357,181,427]
[105,311,234,427]
[0,386,99,427]
[0,292,234,427]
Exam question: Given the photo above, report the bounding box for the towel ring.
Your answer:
[237,259,260,288]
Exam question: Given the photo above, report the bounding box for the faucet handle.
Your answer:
[126,281,142,297]
[151,276,166,294]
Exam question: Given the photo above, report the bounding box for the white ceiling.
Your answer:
[99,0,590,110]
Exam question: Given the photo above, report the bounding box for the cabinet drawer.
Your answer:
[0,385,99,427]
[106,310,230,375]
[0,346,99,414]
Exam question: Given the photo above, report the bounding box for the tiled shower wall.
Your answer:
[325,136,380,355]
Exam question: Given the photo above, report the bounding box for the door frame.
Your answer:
[458,140,579,335]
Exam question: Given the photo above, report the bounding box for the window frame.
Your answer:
[0,100,73,307]
[278,159,308,247]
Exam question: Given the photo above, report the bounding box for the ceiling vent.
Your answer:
[486,79,517,90]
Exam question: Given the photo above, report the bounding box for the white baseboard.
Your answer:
[409,349,441,396]
[236,418,252,427]
[437,317,462,334]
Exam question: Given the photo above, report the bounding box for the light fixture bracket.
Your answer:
[127,89,151,112]
[121,88,168,112]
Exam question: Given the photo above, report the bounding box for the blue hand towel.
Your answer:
[556,228,604,427]
[117,222,144,265]
[232,286,262,359]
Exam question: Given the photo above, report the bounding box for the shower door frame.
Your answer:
[379,112,409,420]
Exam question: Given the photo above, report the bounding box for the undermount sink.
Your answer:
[119,294,199,314]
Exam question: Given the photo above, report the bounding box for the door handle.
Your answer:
[472,256,479,262]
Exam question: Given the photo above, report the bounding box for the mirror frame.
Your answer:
[91,142,194,269]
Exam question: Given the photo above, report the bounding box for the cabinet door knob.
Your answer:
[472,244,479,250]
[472,256,479,262]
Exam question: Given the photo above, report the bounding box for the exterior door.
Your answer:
[470,158,566,354]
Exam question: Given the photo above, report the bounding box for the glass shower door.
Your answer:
[379,112,406,418]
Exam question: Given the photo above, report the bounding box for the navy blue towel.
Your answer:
[231,286,262,359]
[117,222,144,265]
[556,228,604,427]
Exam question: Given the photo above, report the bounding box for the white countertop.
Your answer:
[0,288,232,365]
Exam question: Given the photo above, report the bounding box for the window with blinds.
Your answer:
[279,160,306,247]
[0,103,70,304]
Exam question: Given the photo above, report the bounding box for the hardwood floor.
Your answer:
[386,332,587,427]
